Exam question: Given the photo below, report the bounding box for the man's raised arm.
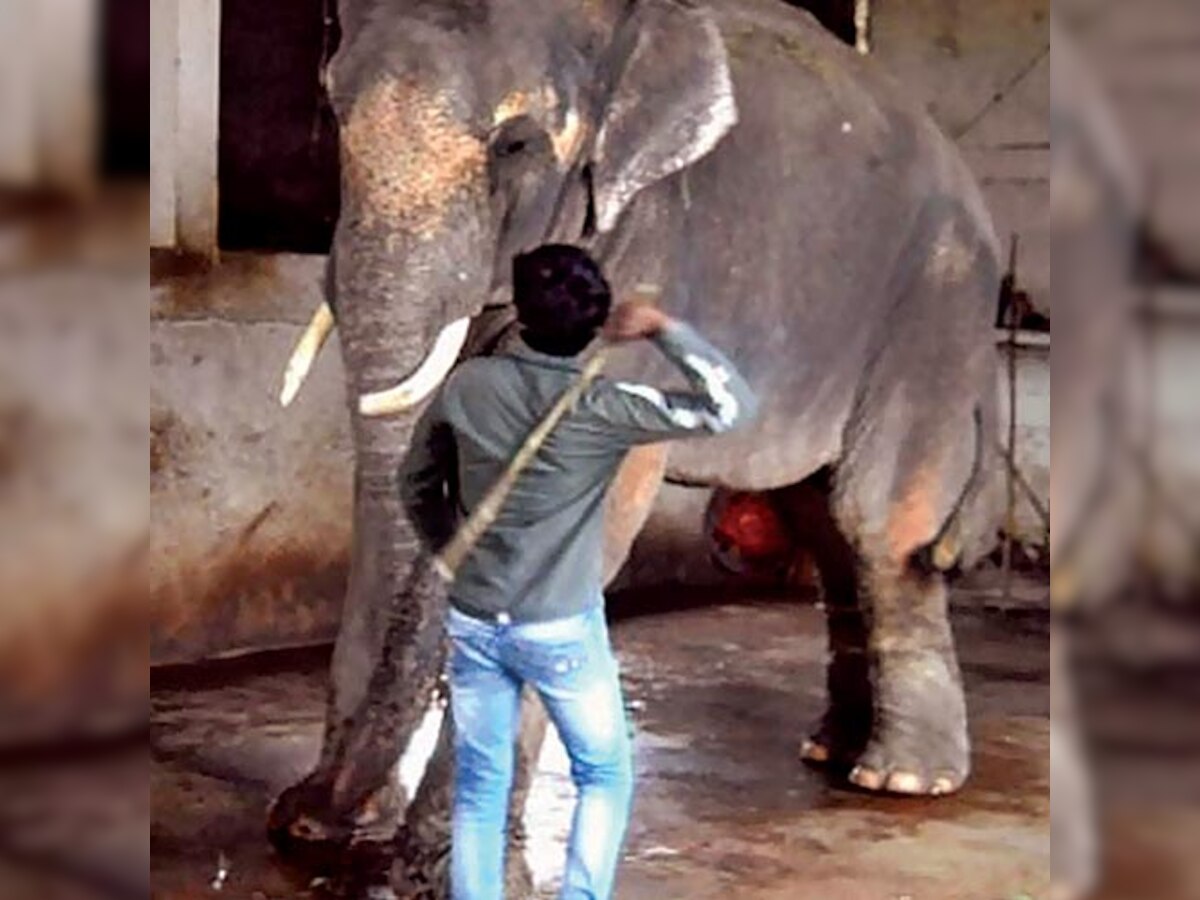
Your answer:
[585,303,759,443]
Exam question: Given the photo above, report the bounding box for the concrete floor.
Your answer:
[6,569,1198,899]
[608,584,1050,900]
[139,574,1052,899]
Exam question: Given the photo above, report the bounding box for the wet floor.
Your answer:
[138,573,1053,899]
[608,581,1050,900]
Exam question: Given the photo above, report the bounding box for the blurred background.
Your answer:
[0,0,148,896]
[0,0,1195,897]
[1050,3,1200,899]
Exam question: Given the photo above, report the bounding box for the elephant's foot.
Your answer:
[799,732,854,768]
[266,774,349,864]
[801,619,873,770]
[391,820,533,899]
[845,647,970,796]
[267,772,401,891]
[848,737,966,796]
[390,821,449,899]
[799,698,871,770]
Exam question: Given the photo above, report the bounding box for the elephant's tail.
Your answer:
[921,392,1005,573]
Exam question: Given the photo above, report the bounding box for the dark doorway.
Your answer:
[102,0,150,177]
[785,0,857,47]
[218,0,340,253]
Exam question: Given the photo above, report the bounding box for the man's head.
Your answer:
[512,244,612,356]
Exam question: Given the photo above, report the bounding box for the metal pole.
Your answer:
[1003,234,1020,603]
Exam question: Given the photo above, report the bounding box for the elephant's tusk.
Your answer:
[358,317,472,417]
[279,302,335,408]
[551,108,584,164]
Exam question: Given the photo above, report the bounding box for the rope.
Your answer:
[433,349,610,581]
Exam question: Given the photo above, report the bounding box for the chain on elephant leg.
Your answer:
[848,565,970,796]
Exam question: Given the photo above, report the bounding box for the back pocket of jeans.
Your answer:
[522,637,591,685]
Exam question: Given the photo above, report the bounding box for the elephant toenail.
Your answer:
[885,771,924,794]
[800,740,829,763]
[931,776,956,796]
[849,765,884,790]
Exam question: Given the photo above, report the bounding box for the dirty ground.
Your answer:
[13,573,1057,898]
[149,573,1052,899]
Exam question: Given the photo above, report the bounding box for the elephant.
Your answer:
[267,0,1003,889]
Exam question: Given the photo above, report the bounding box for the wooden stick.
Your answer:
[433,283,662,582]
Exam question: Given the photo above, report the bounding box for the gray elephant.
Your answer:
[268,0,1002,887]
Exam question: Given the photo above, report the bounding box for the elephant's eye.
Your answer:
[488,115,551,164]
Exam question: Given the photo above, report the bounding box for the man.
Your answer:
[400,244,757,900]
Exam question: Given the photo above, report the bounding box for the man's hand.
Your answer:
[604,301,672,343]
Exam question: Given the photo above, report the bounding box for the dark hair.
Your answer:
[512,244,612,356]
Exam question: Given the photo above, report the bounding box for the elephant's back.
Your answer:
[711,0,996,249]
[612,0,998,490]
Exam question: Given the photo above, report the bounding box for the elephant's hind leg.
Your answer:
[739,473,966,793]
[806,211,998,796]
[822,450,976,797]
[773,477,874,772]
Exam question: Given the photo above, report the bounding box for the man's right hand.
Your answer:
[604,302,672,343]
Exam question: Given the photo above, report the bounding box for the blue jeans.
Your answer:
[447,604,634,900]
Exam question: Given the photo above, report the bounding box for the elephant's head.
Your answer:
[281,0,738,415]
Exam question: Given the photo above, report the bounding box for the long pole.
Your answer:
[433,349,610,580]
[1003,234,1020,604]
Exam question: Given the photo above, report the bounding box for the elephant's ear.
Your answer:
[590,0,737,233]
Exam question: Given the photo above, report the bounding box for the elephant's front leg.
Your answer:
[266,558,448,860]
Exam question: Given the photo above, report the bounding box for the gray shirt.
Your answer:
[399,321,758,623]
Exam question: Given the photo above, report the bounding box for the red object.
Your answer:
[710,492,792,560]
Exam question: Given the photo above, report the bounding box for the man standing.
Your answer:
[400,244,757,899]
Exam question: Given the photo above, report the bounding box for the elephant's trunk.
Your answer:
[268,57,502,872]
[268,387,448,856]
[271,205,493,856]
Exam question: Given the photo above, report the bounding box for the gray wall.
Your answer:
[873,0,1050,313]
[150,255,353,664]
